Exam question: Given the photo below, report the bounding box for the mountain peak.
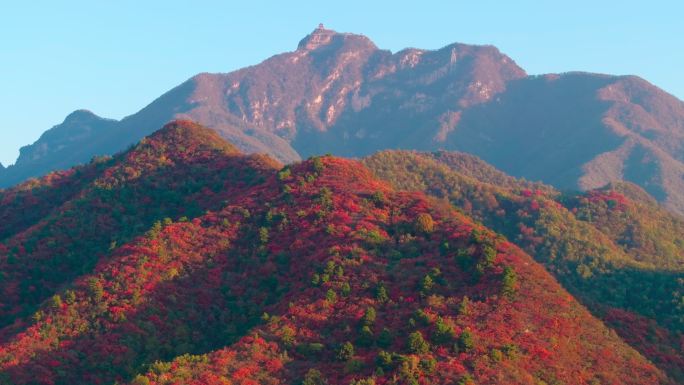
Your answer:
[63,109,105,124]
[296,24,376,51]
[297,24,336,50]
[147,120,241,156]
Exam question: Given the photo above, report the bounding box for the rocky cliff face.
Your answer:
[4,26,684,215]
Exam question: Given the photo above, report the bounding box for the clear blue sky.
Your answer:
[1,0,682,166]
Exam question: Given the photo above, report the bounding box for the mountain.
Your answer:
[0,110,119,186]
[362,150,684,380]
[0,120,279,330]
[444,73,684,215]
[0,121,670,384]
[5,26,684,215]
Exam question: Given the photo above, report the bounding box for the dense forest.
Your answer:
[0,122,675,384]
[363,150,684,380]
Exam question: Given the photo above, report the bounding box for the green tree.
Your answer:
[87,277,104,302]
[371,191,386,205]
[407,331,430,354]
[502,343,519,359]
[345,359,364,374]
[325,289,337,304]
[281,325,296,347]
[302,368,328,385]
[49,294,63,310]
[376,350,394,369]
[358,325,374,347]
[476,245,497,274]
[146,220,163,239]
[341,282,351,297]
[337,341,355,361]
[459,330,474,352]
[420,274,434,294]
[501,266,517,299]
[361,307,377,326]
[414,309,431,326]
[277,167,291,181]
[398,355,420,385]
[432,317,455,344]
[259,227,269,244]
[420,357,437,373]
[318,187,333,210]
[312,156,324,172]
[458,296,471,316]
[376,283,389,303]
[64,289,76,305]
[378,327,393,348]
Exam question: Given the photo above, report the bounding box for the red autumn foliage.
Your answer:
[0,122,673,385]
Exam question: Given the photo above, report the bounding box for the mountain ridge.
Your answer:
[3,26,684,216]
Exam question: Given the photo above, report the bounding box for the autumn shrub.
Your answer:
[414,213,435,234]
[458,373,475,385]
[490,348,503,362]
[131,375,150,385]
[502,343,519,359]
[281,325,296,347]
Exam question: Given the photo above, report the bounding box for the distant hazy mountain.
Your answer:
[3,26,684,215]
